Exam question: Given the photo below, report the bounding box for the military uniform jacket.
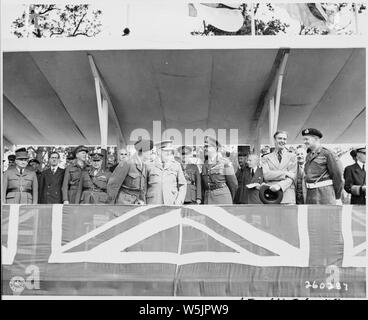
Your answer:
[146,158,187,205]
[344,163,366,205]
[76,168,111,204]
[304,146,343,200]
[62,160,86,203]
[3,167,38,204]
[39,167,65,204]
[107,154,147,204]
[261,150,297,204]
[201,156,238,204]
[181,163,202,203]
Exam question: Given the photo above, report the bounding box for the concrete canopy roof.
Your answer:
[3,48,365,146]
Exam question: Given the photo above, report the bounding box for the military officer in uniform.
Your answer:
[178,146,202,204]
[302,128,343,204]
[201,136,238,204]
[146,140,187,205]
[3,148,38,204]
[344,146,366,205]
[261,131,297,204]
[75,153,111,204]
[107,139,153,204]
[62,145,89,204]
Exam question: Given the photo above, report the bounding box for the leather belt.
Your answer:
[306,179,333,189]
[7,187,31,193]
[84,188,105,192]
[206,182,226,191]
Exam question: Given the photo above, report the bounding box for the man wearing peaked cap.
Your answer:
[62,145,89,204]
[146,140,187,205]
[302,128,343,204]
[178,146,202,204]
[3,148,38,204]
[202,136,238,204]
[107,139,153,204]
[76,153,111,204]
[344,146,366,204]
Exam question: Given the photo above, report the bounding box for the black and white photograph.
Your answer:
[1,0,367,306]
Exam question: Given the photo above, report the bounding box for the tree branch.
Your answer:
[72,12,87,36]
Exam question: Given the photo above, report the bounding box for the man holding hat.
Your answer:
[62,145,89,204]
[302,128,343,204]
[261,131,297,204]
[76,153,111,204]
[201,136,238,204]
[178,146,202,204]
[146,140,187,205]
[344,146,366,204]
[3,148,38,204]
[107,139,153,204]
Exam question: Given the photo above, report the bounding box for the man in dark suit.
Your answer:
[39,151,65,204]
[243,154,264,204]
[344,147,366,205]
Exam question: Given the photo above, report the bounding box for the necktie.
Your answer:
[277,150,282,163]
[20,169,23,175]
[251,169,254,177]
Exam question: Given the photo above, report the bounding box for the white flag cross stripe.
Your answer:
[49,205,310,267]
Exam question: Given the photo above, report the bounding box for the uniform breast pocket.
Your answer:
[24,178,34,187]
[69,169,80,183]
[314,156,327,165]
[148,172,160,184]
[125,172,140,188]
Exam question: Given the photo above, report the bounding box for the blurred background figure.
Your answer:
[27,158,42,183]
[295,145,307,204]
[3,148,38,204]
[7,154,16,170]
[110,147,129,172]
[39,151,65,204]
[344,146,366,205]
[65,151,75,167]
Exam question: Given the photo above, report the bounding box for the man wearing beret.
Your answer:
[3,148,38,204]
[178,146,202,204]
[261,131,297,204]
[201,136,238,204]
[107,139,153,204]
[76,153,111,204]
[302,128,343,204]
[62,145,89,204]
[146,140,187,205]
[343,147,366,205]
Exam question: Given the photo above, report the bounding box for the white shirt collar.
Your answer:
[357,160,364,169]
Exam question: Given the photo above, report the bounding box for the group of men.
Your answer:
[234,129,366,205]
[2,128,366,206]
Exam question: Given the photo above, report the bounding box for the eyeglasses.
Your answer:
[50,157,59,159]
[120,153,128,156]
